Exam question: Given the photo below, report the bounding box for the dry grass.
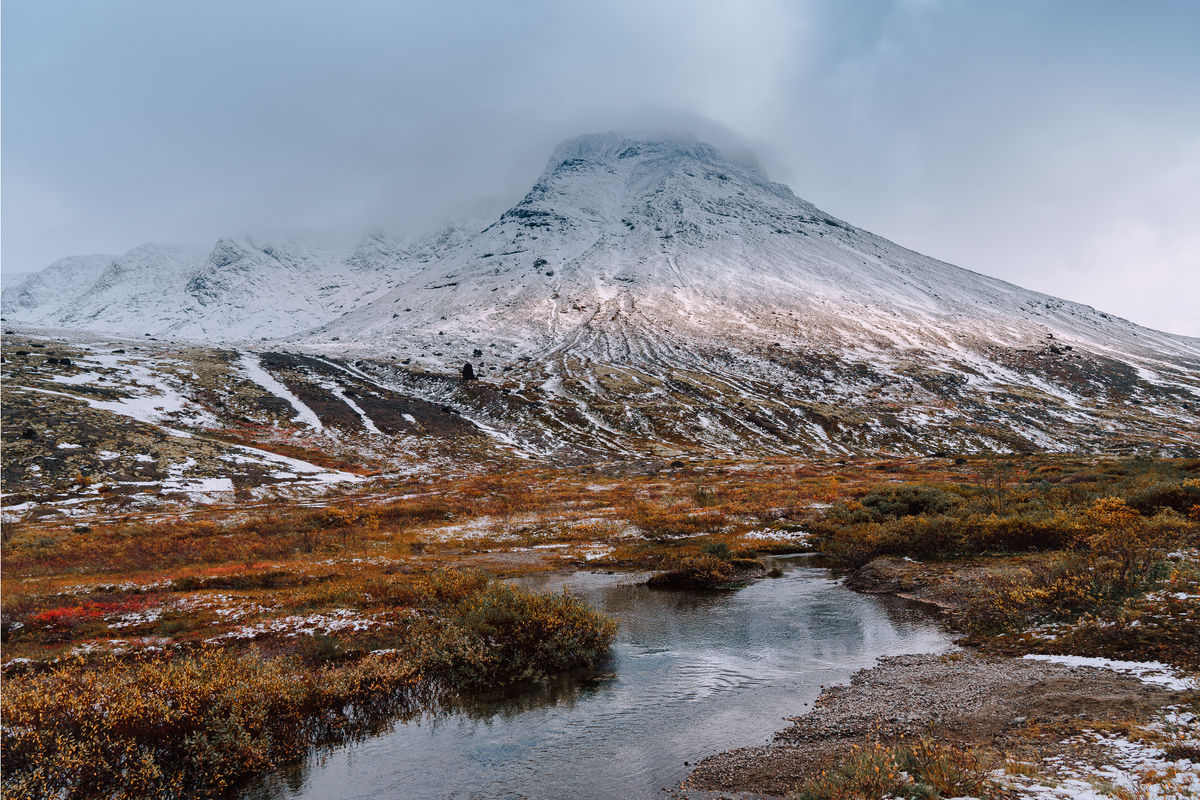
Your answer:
[794,737,1002,800]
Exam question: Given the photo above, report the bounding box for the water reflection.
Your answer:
[248,557,950,800]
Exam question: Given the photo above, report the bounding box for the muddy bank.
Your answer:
[683,651,1187,797]
[841,554,1020,613]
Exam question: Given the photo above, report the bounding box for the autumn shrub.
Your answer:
[30,601,120,628]
[376,496,457,525]
[317,506,360,528]
[962,555,1107,635]
[420,568,492,605]
[814,480,1196,567]
[0,571,616,799]
[627,501,727,539]
[169,569,310,591]
[795,741,908,800]
[1125,481,1200,516]
[1078,497,1177,590]
[893,738,995,798]
[415,581,617,688]
[961,501,1190,639]
[0,649,426,800]
[859,484,963,519]
[795,738,995,800]
[813,514,963,564]
[701,540,733,560]
[647,553,736,589]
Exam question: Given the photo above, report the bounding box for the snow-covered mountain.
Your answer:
[5,132,1198,456]
[309,133,1195,363]
[2,254,115,322]
[1,225,477,340]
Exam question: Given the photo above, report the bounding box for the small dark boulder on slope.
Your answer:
[461,362,476,381]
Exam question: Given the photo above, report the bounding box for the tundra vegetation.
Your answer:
[2,454,1198,798]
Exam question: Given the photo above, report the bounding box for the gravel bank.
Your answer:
[683,652,1184,797]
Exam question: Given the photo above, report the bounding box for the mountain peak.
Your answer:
[548,131,712,162]
[544,131,762,177]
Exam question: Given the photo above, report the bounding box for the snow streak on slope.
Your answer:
[239,352,327,432]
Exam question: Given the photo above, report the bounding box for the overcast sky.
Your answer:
[3,0,1198,335]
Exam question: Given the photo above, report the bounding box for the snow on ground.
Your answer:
[579,545,614,561]
[227,442,363,486]
[6,348,362,512]
[740,528,813,544]
[1002,727,1200,799]
[1022,654,1199,691]
[209,609,379,641]
[320,379,382,433]
[54,351,217,429]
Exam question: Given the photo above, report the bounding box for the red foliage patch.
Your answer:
[31,599,148,628]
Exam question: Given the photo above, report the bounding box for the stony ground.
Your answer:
[683,652,1196,798]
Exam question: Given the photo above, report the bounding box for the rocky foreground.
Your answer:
[683,651,1196,798]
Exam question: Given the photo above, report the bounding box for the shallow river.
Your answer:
[249,557,951,800]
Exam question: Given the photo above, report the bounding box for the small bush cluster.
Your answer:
[1125,479,1200,516]
[646,541,765,589]
[962,497,1187,636]
[647,554,737,588]
[418,581,618,687]
[814,471,1199,566]
[795,738,996,800]
[627,501,728,540]
[859,484,963,519]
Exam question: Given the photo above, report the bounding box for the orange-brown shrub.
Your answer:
[1,649,425,800]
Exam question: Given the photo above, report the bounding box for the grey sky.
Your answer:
[3,0,1198,335]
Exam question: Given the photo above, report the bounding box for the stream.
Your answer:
[248,556,952,799]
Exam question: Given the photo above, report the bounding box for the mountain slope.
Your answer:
[2,254,115,322]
